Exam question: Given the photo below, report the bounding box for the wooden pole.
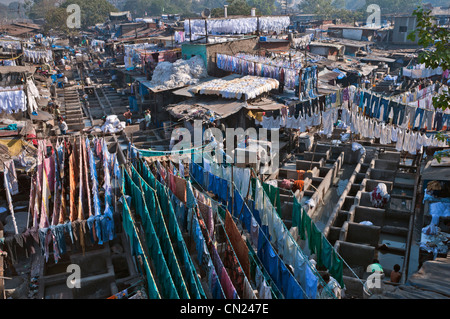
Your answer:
[189,19,192,42]
[205,18,208,44]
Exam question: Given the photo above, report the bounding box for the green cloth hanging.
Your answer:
[121,191,160,299]
[299,208,311,241]
[330,250,344,289]
[321,238,333,270]
[124,171,180,299]
[138,164,206,299]
[309,224,322,266]
[262,183,281,217]
[218,205,226,220]
[292,200,302,230]
[143,261,161,299]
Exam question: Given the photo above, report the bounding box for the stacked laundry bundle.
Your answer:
[190,75,279,100]
[149,55,208,90]
[185,16,290,36]
[23,48,53,63]
[0,86,27,113]
[101,115,125,133]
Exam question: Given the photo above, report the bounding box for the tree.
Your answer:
[123,0,194,17]
[26,0,60,20]
[211,0,251,17]
[248,0,276,15]
[298,0,335,19]
[298,0,364,22]
[367,0,419,15]
[407,6,450,161]
[407,6,450,111]
[44,7,71,33]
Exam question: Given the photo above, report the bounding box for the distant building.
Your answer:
[391,16,418,45]
[309,41,344,61]
[109,11,132,23]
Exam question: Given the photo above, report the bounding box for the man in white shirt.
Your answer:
[59,118,68,135]
[319,272,343,299]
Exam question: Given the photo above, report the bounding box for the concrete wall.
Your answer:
[374,159,398,171]
[181,43,208,68]
[296,159,323,171]
[307,153,343,220]
[378,151,401,162]
[331,145,362,164]
[369,168,395,182]
[392,16,418,44]
[349,205,386,227]
[323,151,366,238]
[257,40,290,53]
[335,241,375,267]
[341,221,381,247]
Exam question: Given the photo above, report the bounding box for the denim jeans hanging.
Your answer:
[412,108,425,129]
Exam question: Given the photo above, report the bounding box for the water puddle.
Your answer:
[379,233,407,250]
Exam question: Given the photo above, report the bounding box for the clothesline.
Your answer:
[284,185,366,290]
[120,187,162,299]
[189,156,336,299]
[188,164,309,299]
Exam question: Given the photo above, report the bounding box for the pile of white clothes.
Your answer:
[190,75,279,100]
[23,48,53,63]
[0,86,26,113]
[185,16,290,36]
[101,115,125,133]
[292,33,314,49]
[149,55,208,90]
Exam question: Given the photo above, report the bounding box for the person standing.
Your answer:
[59,118,68,135]
[124,109,133,126]
[144,109,152,130]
